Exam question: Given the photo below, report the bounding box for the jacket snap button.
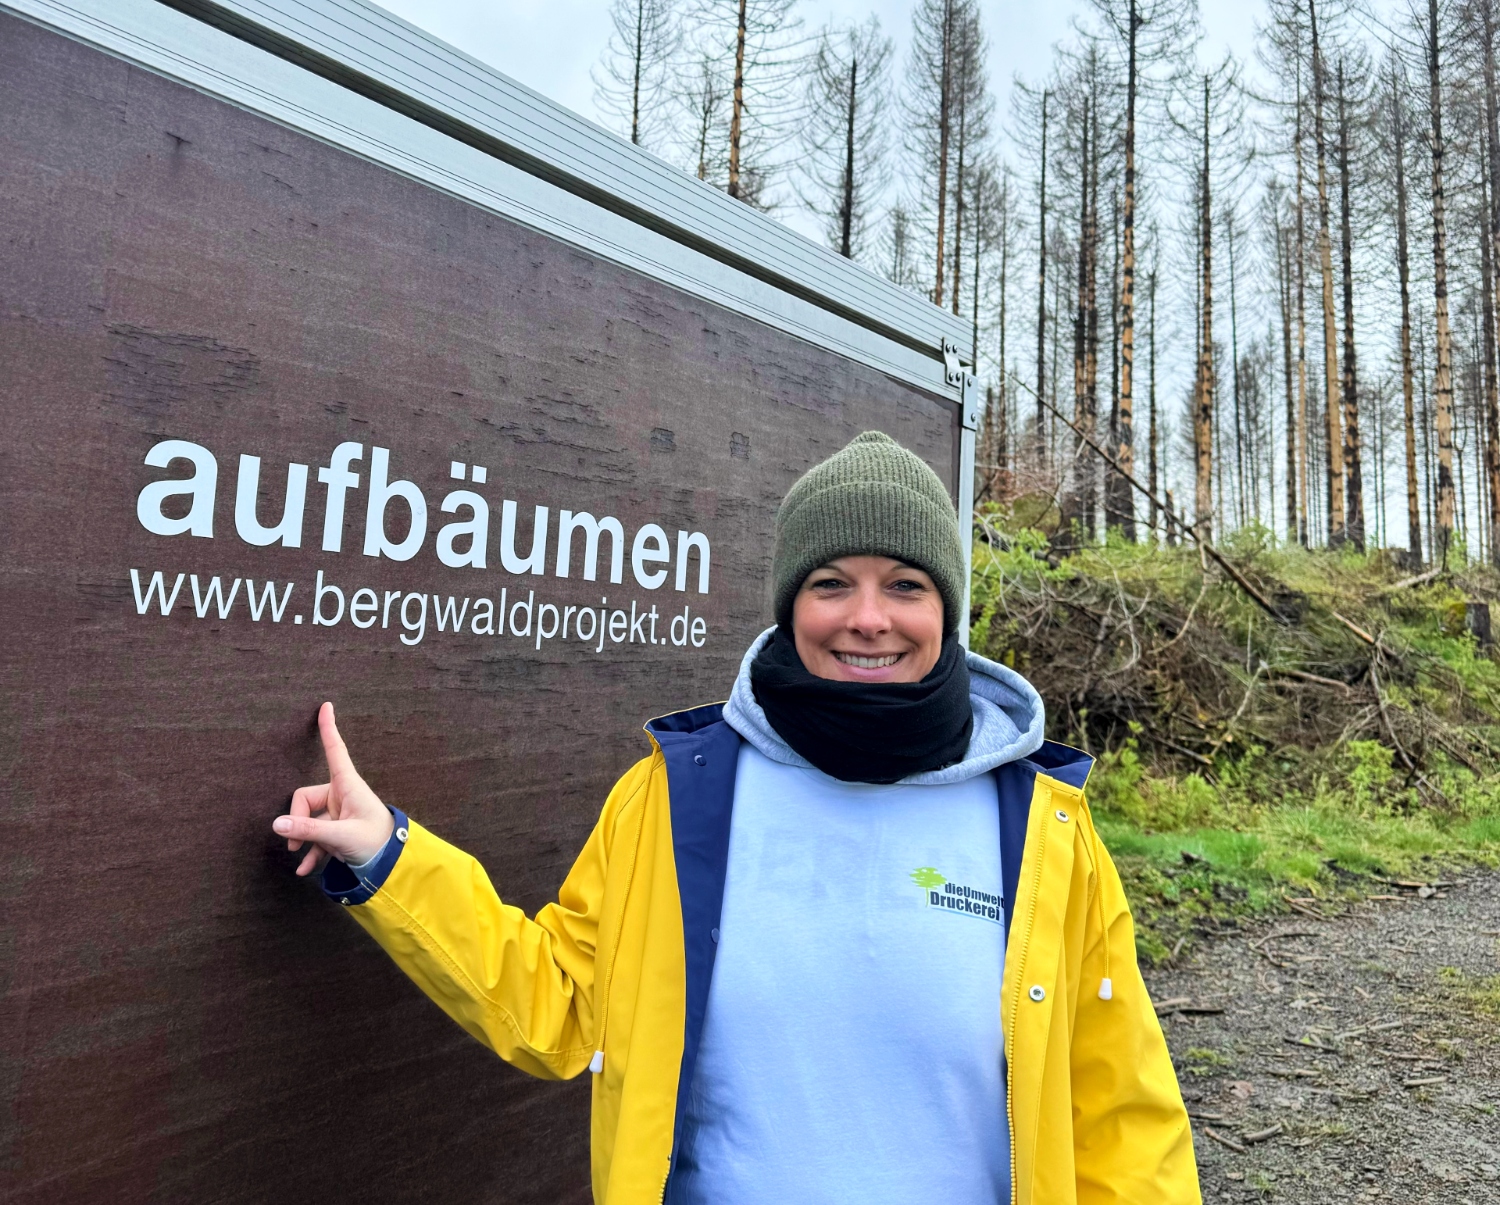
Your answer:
[395,826,409,843]
[340,898,350,906]
[1028,985,1046,1002]
[1055,810,1070,823]
[710,927,720,943]
[694,754,706,766]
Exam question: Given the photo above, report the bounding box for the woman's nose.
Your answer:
[846,588,891,636]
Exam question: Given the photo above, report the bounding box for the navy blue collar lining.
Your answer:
[651,707,740,1196]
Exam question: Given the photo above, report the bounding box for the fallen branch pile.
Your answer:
[969,515,1500,794]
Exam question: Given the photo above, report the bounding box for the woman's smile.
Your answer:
[832,651,903,668]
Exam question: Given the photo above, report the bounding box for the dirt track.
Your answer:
[1145,873,1500,1203]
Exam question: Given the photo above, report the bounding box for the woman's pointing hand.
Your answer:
[274,702,395,876]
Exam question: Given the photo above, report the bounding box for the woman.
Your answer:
[273,431,1200,1204]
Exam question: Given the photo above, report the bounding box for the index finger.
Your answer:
[318,701,357,781]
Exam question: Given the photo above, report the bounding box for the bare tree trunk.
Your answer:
[1195,75,1216,541]
[1280,220,1298,543]
[1310,0,1345,546]
[1148,265,1160,542]
[1034,91,1049,464]
[838,55,858,257]
[1419,310,1436,544]
[1428,0,1457,562]
[1296,46,1311,546]
[727,0,749,198]
[631,0,645,144]
[1484,0,1500,565]
[1338,61,1365,551]
[1482,148,1500,564]
[1229,208,1246,530]
[950,62,968,316]
[1085,101,1101,541]
[980,384,999,501]
[1108,190,1130,534]
[932,0,955,305]
[1051,247,1064,462]
[969,171,983,353]
[997,196,1011,500]
[1393,64,1422,563]
[1066,100,1092,543]
[1115,0,1140,541]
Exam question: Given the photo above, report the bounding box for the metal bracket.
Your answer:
[942,338,981,431]
[941,336,964,387]
[959,373,980,430]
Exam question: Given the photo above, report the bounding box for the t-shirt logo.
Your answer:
[909,867,1002,924]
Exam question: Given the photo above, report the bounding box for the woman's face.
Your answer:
[791,555,945,683]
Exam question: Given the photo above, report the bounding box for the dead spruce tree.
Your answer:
[686,0,804,206]
[594,0,681,147]
[799,18,893,260]
[1424,0,1460,561]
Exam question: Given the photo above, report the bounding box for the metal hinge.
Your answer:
[941,338,981,431]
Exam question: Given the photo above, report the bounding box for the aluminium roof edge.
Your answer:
[153,0,971,367]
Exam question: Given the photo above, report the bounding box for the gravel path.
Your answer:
[1145,872,1500,1203]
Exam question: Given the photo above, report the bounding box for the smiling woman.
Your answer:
[275,428,1200,1205]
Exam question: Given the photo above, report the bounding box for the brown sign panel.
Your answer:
[0,15,959,1203]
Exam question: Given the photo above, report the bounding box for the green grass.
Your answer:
[1436,967,1500,1019]
[1089,741,1500,961]
[966,523,1500,962]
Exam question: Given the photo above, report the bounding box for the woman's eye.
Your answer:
[889,579,924,592]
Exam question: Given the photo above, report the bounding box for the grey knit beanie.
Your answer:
[771,431,966,635]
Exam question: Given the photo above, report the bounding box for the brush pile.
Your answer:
[969,510,1500,804]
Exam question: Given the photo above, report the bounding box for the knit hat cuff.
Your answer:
[773,480,965,634]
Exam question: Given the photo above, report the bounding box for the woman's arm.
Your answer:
[1070,817,1201,1204]
[273,702,646,1080]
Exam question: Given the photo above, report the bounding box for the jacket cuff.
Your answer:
[321,808,410,906]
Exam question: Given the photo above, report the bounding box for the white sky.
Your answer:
[374,0,1264,167]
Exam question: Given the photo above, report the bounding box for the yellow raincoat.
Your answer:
[326,703,1200,1204]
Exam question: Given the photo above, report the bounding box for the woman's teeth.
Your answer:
[835,652,902,668]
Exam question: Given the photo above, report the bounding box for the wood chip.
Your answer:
[1284,1035,1338,1053]
[1153,996,1192,1015]
[1369,1020,1402,1033]
[1204,1126,1247,1153]
[1188,1111,1226,1121]
[1177,1005,1226,1015]
[1403,1076,1447,1088]
[1243,1122,1285,1144]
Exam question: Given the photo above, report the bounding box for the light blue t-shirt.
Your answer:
[670,743,1012,1204]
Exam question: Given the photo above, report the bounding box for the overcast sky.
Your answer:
[376,0,1265,151]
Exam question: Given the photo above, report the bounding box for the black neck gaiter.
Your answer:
[749,628,973,784]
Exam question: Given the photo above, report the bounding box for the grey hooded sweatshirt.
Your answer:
[670,628,1046,1205]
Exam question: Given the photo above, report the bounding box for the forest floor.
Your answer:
[1146,873,1500,1203]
